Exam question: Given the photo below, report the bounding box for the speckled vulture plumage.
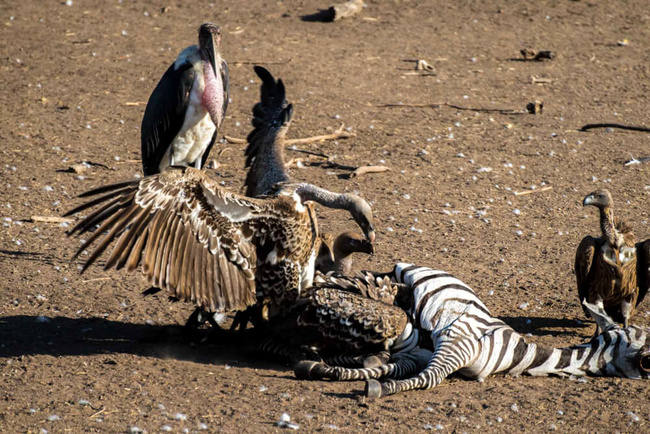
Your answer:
[575,189,649,329]
[65,166,319,315]
[294,272,410,354]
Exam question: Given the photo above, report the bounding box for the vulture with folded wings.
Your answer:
[575,189,650,331]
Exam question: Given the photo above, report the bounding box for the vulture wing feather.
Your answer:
[65,167,262,312]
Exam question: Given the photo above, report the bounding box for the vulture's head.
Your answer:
[333,231,375,258]
[345,195,375,245]
[583,189,613,209]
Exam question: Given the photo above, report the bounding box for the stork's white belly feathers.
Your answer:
[162,71,216,172]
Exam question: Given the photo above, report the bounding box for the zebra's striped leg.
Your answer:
[322,350,390,369]
[295,351,425,382]
[295,360,404,382]
[366,338,477,398]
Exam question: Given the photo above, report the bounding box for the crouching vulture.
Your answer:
[575,189,650,331]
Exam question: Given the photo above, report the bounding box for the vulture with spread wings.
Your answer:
[575,189,650,331]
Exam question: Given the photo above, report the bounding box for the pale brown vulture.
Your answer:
[575,189,649,331]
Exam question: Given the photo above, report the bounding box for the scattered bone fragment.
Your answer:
[330,0,364,21]
[526,101,544,114]
[415,59,434,71]
[520,49,555,61]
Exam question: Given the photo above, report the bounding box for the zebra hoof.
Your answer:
[294,360,319,380]
[365,380,383,398]
[363,356,383,369]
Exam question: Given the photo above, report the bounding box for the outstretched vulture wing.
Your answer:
[65,167,264,312]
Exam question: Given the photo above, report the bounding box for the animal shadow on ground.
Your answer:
[499,316,590,337]
[301,9,336,22]
[0,315,285,371]
[0,249,59,266]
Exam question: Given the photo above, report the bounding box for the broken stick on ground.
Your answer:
[378,102,529,115]
[580,123,650,133]
[30,216,75,224]
[513,186,553,196]
[225,124,355,145]
[624,156,650,166]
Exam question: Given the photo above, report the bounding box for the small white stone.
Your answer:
[174,412,187,421]
[627,411,640,422]
[511,403,519,412]
[43,186,54,192]
[518,302,529,310]
[512,209,521,216]
[47,415,60,421]
[161,426,172,432]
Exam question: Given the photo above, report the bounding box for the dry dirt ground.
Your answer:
[1,0,650,432]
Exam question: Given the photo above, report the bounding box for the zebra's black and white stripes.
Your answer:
[295,264,650,398]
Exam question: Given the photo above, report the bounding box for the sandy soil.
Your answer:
[1,0,649,432]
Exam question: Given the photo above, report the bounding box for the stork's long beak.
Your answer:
[199,24,219,76]
[207,35,217,76]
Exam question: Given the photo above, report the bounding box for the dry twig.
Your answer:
[232,59,292,65]
[379,102,527,115]
[82,277,112,284]
[350,165,389,178]
[580,123,650,133]
[89,407,105,419]
[514,186,553,196]
[30,216,74,224]
[624,155,650,166]
[225,124,354,145]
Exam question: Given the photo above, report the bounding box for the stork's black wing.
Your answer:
[636,239,650,307]
[141,62,196,176]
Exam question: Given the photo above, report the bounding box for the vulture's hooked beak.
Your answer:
[360,237,375,255]
[582,194,594,207]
